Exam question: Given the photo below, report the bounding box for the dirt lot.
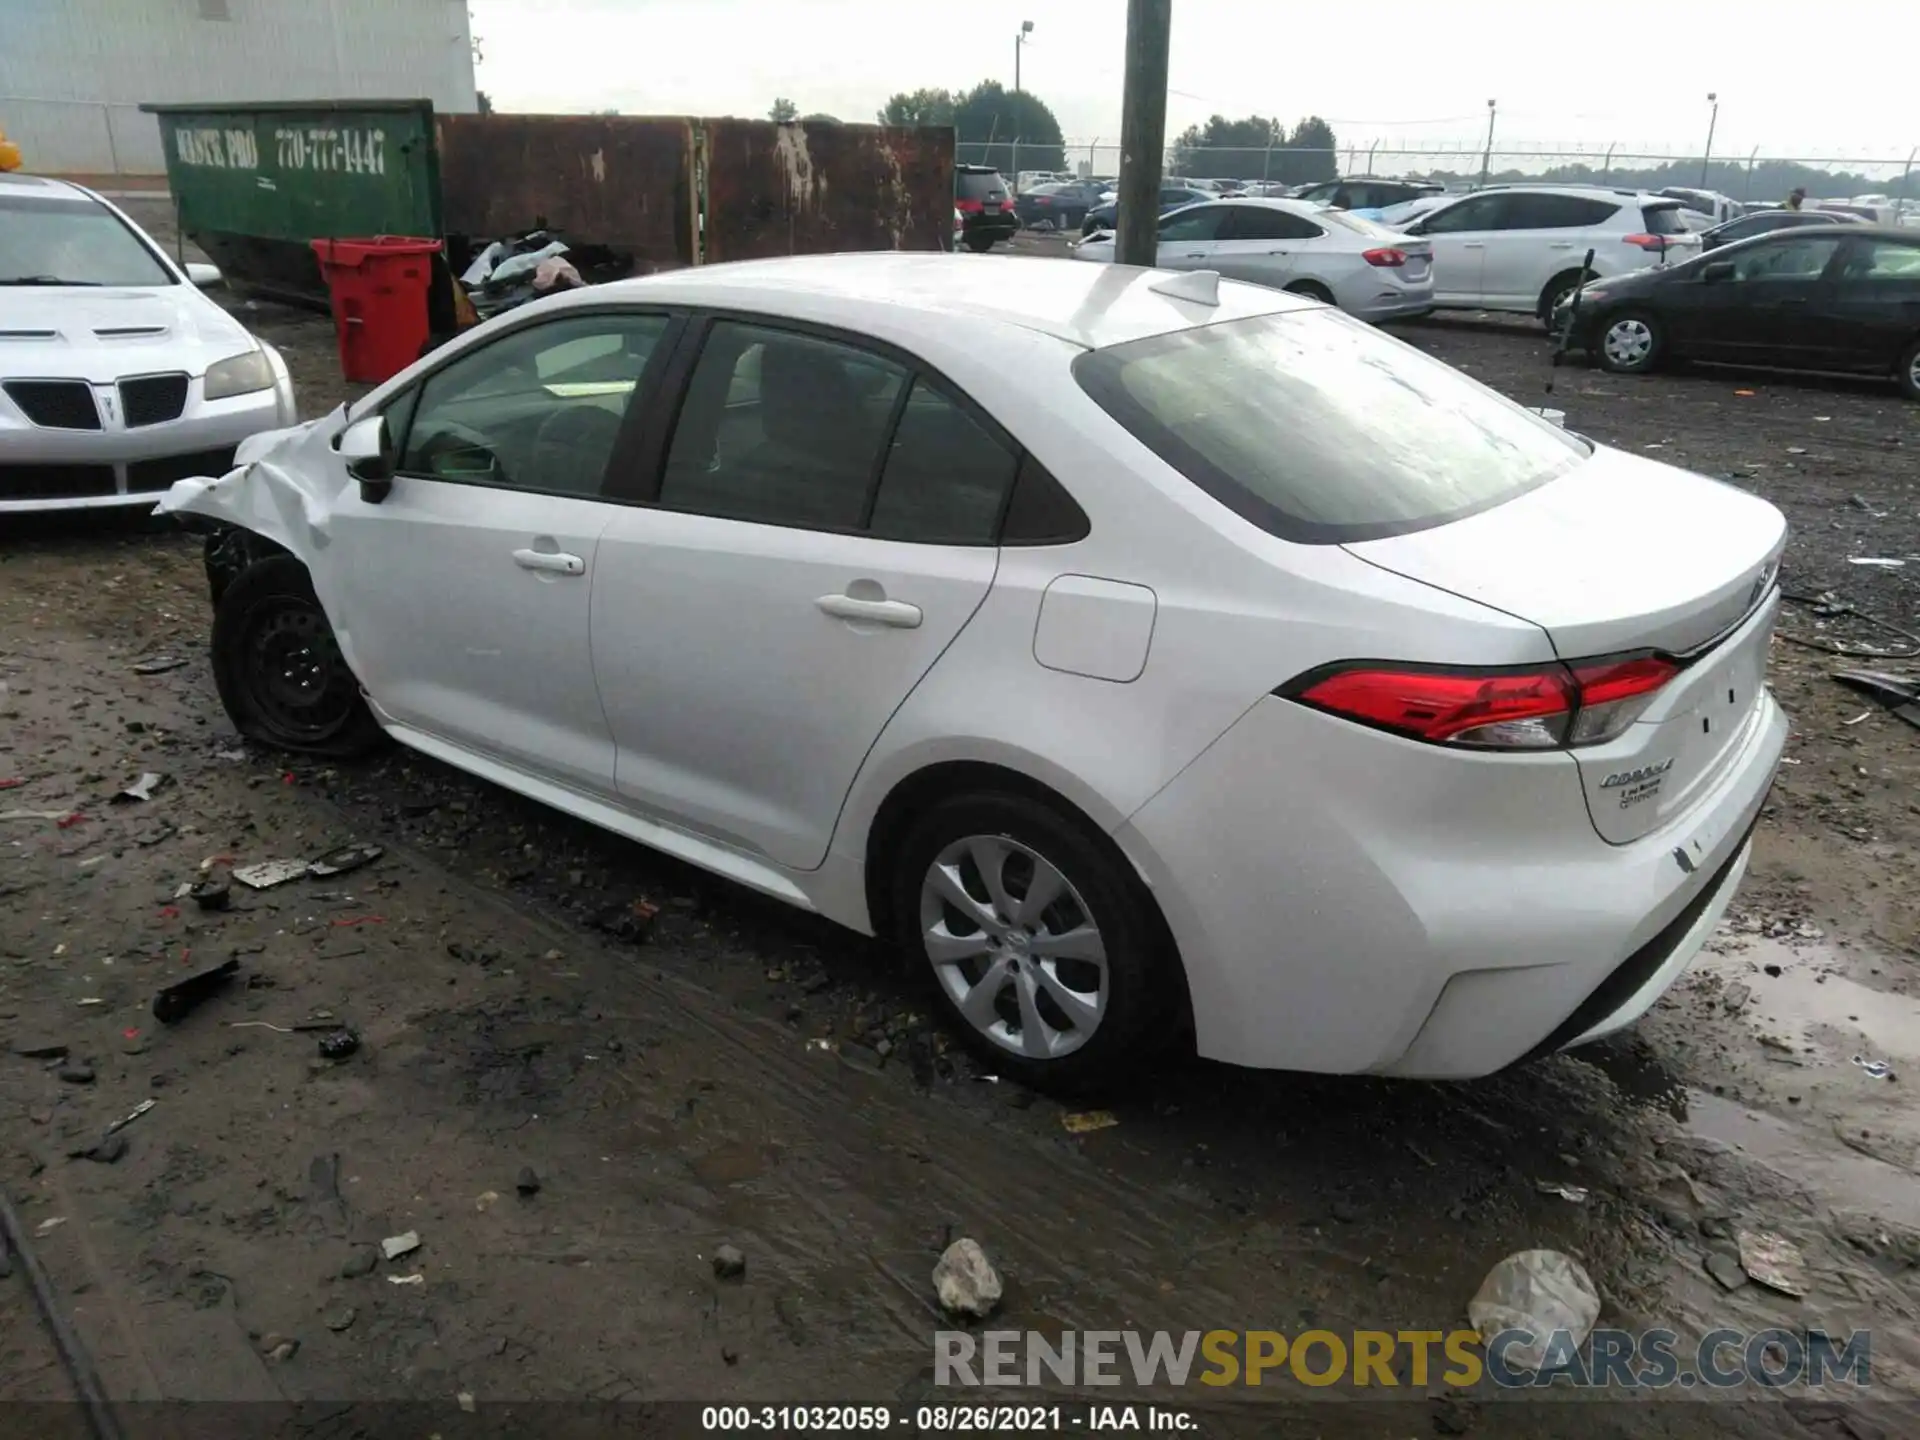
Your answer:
[3,207,1919,1437]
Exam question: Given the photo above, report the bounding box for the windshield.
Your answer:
[0,194,174,286]
[1073,309,1584,544]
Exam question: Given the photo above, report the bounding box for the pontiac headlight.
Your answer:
[203,347,275,401]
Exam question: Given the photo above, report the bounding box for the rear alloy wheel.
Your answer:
[893,792,1174,1092]
[1900,338,1920,401]
[212,555,385,756]
[1598,312,1662,374]
[1285,280,1335,305]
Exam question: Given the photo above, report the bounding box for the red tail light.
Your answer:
[956,198,985,214]
[1282,654,1679,751]
[1623,233,1669,252]
[1362,247,1408,268]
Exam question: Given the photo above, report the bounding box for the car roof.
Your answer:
[0,173,91,202]
[577,252,1312,351]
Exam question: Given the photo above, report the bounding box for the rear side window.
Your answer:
[1507,195,1619,229]
[1849,240,1920,278]
[1159,206,1228,242]
[1640,204,1691,236]
[957,171,1007,201]
[1073,309,1584,544]
[868,380,1018,544]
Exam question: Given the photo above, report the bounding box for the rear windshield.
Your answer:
[957,171,1007,200]
[1073,310,1584,544]
[1640,204,1691,236]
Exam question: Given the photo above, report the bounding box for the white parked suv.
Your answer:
[1399,185,1701,322]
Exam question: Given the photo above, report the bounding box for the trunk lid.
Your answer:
[1345,445,1786,843]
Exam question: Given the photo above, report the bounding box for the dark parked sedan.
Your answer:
[1699,207,1864,250]
[1556,226,1920,398]
[1080,187,1215,235]
[1013,181,1107,230]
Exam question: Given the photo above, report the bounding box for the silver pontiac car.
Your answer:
[1,174,297,515]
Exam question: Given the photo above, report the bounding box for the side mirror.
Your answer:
[1702,260,1736,284]
[185,262,223,288]
[336,412,395,503]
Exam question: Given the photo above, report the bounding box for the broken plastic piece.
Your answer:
[113,772,167,803]
[106,1098,157,1134]
[308,843,383,878]
[233,858,312,890]
[152,958,240,1024]
[1468,1251,1601,1371]
[381,1231,421,1261]
[132,657,190,675]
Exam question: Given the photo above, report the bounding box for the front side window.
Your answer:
[1847,240,1920,279]
[0,194,173,287]
[659,322,907,531]
[1159,206,1228,243]
[1418,194,1508,234]
[397,312,669,495]
[1074,309,1583,544]
[1730,236,1842,282]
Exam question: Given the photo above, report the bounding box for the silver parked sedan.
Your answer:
[1,174,297,514]
[1072,197,1434,322]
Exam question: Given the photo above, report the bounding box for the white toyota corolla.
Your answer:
[160,254,1787,1091]
[1,173,296,514]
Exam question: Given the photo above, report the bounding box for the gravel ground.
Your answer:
[2,207,1918,1435]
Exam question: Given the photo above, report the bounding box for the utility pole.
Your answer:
[1015,20,1033,93]
[1479,98,1496,188]
[1117,0,1172,267]
[1700,92,1719,186]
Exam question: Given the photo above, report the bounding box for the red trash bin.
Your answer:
[309,237,444,384]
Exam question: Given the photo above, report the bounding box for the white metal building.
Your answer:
[0,0,476,176]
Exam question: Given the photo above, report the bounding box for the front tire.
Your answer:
[1596,311,1662,374]
[1900,337,1920,401]
[211,554,385,757]
[891,791,1177,1093]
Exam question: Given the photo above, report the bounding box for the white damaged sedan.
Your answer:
[161,254,1786,1091]
[1,173,296,514]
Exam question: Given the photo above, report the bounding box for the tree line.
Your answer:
[1170,115,1339,184]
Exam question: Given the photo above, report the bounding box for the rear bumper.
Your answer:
[963,213,1020,244]
[1351,292,1436,324]
[1115,686,1787,1077]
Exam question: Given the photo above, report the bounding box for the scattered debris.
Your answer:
[381,1231,422,1261]
[317,1028,361,1061]
[2,809,73,823]
[1062,1110,1119,1135]
[35,1217,66,1236]
[1738,1230,1808,1297]
[1468,1251,1601,1371]
[152,958,240,1024]
[933,1238,1003,1318]
[340,1247,379,1279]
[12,1040,68,1060]
[474,1190,500,1212]
[457,1393,476,1415]
[1852,1055,1894,1080]
[72,1132,128,1165]
[515,1166,541,1197]
[232,858,313,890]
[591,899,660,944]
[188,877,231,911]
[1847,557,1905,568]
[386,1273,425,1286]
[1705,1252,1747,1291]
[308,843,383,878]
[1829,669,1920,730]
[57,1062,95,1085]
[106,1099,156,1135]
[0,777,22,790]
[132,656,190,675]
[261,1334,299,1363]
[712,1243,747,1279]
[1535,1181,1590,1203]
[112,772,168,803]
[324,1306,357,1333]
[1722,982,1752,1015]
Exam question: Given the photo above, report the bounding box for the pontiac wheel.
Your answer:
[892,792,1177,1091]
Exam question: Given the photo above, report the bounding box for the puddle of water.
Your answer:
[1682,1088,1920,1228]
[1695,933,1920,1065]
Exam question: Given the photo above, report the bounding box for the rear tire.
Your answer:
[1284,280,1335,304]
[1539,269,1596,327]
[1596,311,1663,375]
[1900,337,1920,401]
[965,233,996,253]
[212,555,385,757]
[890,791,1178,1094]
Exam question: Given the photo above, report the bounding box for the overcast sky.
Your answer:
[469,0,1916,175]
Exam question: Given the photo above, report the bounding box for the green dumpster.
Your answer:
[143,100,442,308]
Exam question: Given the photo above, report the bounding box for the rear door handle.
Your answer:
[1550,241,1577,249]
[815,594,923,629]
[512,548,585,575]
[1184,251,1207,259]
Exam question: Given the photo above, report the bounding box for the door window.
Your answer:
[1503,195,1619,229]
[1222,206,1324,241]
[868,381,1020,544]
[1158,206,1229,243]
[397,312,669,496]
[1418,194,1508,234]
[1730,235,1843,282]
[658,322,907,531]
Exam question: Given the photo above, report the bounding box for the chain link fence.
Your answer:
[961,139,1920,208]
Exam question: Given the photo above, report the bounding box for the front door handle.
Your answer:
[512,548,585,576]
[815,594,923,629]
[1464,242,1486,249]
[1184,251,1207,259]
